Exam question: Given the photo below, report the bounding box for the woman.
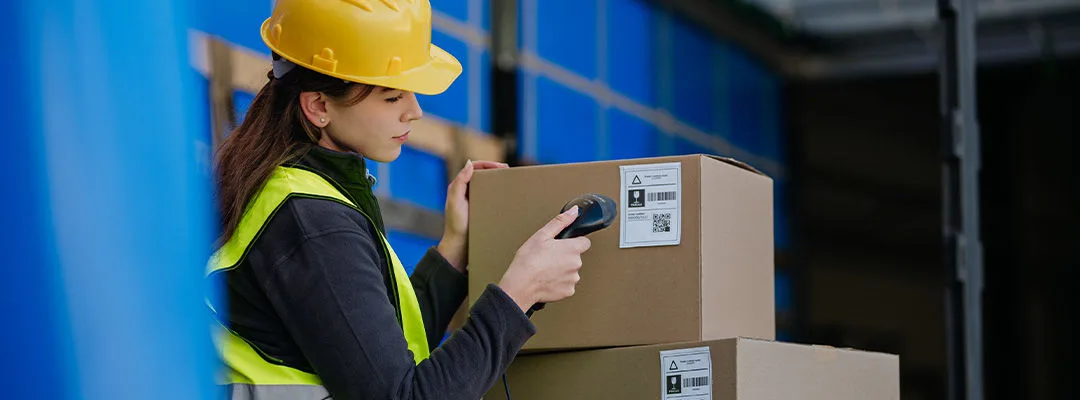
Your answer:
[207,0,592,399]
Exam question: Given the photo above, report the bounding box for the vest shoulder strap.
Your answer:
[208,166,358,275]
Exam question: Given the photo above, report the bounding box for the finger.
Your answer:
[471,160,507,170]
[555,237,590,254]
[566,236,591,253]
[571,255,583,270]
[448,160,474,198]
[535,206,580,239]
[455,159,476,186]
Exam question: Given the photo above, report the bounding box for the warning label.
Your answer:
[619,162,682,248]
[660,347,711,400]
[628,189,646,208]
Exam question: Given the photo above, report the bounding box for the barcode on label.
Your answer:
[648,191,677,202]
[685,376,709,388]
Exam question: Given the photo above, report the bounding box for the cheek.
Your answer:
[334,99,403,143]
[351,103,390,128]
[336,107,379,138]
[364,107,405,135]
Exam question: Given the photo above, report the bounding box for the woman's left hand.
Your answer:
[438,159,509,272]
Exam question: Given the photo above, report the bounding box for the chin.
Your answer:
[367,146,403,163]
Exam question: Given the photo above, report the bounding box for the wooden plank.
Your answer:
[377,195,445,239]
[207,37,236,151]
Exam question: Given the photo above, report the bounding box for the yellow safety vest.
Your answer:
[206,166,429,399]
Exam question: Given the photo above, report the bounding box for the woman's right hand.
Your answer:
[498,206,593,313]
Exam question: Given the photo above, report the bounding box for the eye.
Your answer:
[385,93,405,103]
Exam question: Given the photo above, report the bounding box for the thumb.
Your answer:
[449,160,474,198]
[460,159,475,181]
[535,206,579,239]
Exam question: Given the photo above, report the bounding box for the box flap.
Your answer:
[703,154,768,177]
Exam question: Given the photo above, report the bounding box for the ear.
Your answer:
[299,91,329,127]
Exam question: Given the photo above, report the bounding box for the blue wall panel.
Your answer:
[655,127,676,156]
[536,77,599,163]
[16,1,218,398]
[516,72,528,159]
[480,49,493,134]
[670,19,714,131]
[758,72,783,161]
[233,89,255,125]
[607,108,658,160]
[606,0,656,107]
[481,0,491,31]
[774,178,790,251]
[387,230,440,276]
[390,146,448,212]
[517,1,526,50]
[191,0,270,54]
[775,270,792,342]
[712,43,733,137]
[775,269,792,314]
[673,135,711,156]
[536,0,598,79]
[420,30,470,125]
[432,0,469,23]
[726,49,764,155]
[190,76,214,147]
[2,2,67,396]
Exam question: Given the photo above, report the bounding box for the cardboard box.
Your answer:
[468,155,775,351]
[483,338,900,400]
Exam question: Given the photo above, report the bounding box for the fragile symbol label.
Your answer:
[619,162,682,248]
[629,189,645,208]
[660,347,711,400]
[667,375,682,394]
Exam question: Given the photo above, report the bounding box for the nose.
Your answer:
[402,92,423,122]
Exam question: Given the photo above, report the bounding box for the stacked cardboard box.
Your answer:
[468,155,899,399]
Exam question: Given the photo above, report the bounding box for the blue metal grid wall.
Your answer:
[518,0,785,172]
[517,0,789,250]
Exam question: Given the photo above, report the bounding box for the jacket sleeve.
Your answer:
[259,203,535,400]
[410,248,469,350]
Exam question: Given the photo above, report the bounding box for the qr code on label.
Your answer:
[652,213,672,233]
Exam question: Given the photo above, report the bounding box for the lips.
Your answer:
[393,131,410,142]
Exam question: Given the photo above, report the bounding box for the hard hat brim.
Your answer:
[354,44,462,95]
[263,30,463,95]
[401,44,463,95]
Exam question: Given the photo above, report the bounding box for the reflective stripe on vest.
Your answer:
[206,166,430,392]
[227,383,330,400]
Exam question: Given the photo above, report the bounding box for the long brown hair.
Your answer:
[214,56,376,245]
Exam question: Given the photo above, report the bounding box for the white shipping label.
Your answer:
[660,346,712,400]
[619,162,682,248]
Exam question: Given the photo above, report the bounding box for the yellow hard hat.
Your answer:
[260,0,462,95]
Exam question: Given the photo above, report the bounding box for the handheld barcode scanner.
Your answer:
[526,193,618,317]
[555,193,619,239]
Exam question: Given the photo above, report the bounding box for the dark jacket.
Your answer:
[222,145,535,399]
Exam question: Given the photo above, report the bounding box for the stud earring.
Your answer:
[319,118,326,123]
